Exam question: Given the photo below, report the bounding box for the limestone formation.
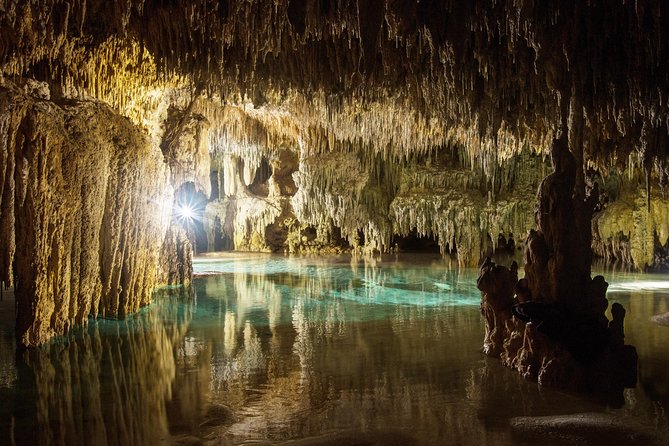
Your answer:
[477,258,518,358]
[202,138,545,260]
[0,78,203,346]
[593,179,669,270]
[159,225,194,286]
[3,1,668,265]
[479,257,638,395]
[0,83,176,346]
[161,103,212,198]
[478,133,638,395]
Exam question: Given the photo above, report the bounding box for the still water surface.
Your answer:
[0,254,668,445]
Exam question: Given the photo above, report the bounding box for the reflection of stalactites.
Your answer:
[268,287,282,331]
[26,333,108,446]
[238,321,265,377]
[224,311,237,356]
[168,339,212,435]
[291,297,313,385]
[21,296,192,446]
[232,269,284,327]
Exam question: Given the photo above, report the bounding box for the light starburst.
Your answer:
[174,202,201,227]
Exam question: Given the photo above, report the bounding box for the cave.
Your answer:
[1,1,669,445]
[174,182,209,254]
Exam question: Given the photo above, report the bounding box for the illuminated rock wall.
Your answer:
[594,184,669,270]
[0,82,176,346]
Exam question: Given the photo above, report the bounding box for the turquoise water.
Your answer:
[0,253,668,445]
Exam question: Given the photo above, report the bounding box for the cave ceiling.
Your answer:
[2,0,669,181]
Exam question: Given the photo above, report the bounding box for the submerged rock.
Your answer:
[651,312,669,326]
[510,413,661,446]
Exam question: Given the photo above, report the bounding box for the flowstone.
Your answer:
[0,80,196,346]
[478,135,638,398]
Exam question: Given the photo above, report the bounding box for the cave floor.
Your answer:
[1,254,668,445]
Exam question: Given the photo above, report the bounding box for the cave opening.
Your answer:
[174,182,209,254]
[213,217,234,251]
[248,157,272,197]
[391,230,441,253]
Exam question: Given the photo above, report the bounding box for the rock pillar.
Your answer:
[478,133,638,398]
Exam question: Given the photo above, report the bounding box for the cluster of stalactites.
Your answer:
[291,150,392,254]
[195,82,551,263]
[593,173,669,269]
[290,141,546,263]
[388,153,545,265]
[2,1,669,178]
[205,195,284,252]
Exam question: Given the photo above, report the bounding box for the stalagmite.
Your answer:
[478,131,638,396]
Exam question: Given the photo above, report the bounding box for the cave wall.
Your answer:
[201,119,546,262]
[198,104,668,268]
[0,81,180,346]
[593,178,669,270]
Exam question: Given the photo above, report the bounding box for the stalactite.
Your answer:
[160,100,212,197]
[0,82,174,346]
[594,181,669,269]
[2,1,668,176]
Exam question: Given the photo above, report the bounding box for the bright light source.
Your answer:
[175,204,197,224]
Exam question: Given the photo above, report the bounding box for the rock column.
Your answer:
[478,131,638,397]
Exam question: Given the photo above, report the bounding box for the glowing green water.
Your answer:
[0,254,668,445]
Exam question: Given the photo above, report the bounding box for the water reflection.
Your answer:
[0,255,668,445]
[2,287,194,445]
[604,270,669,411]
